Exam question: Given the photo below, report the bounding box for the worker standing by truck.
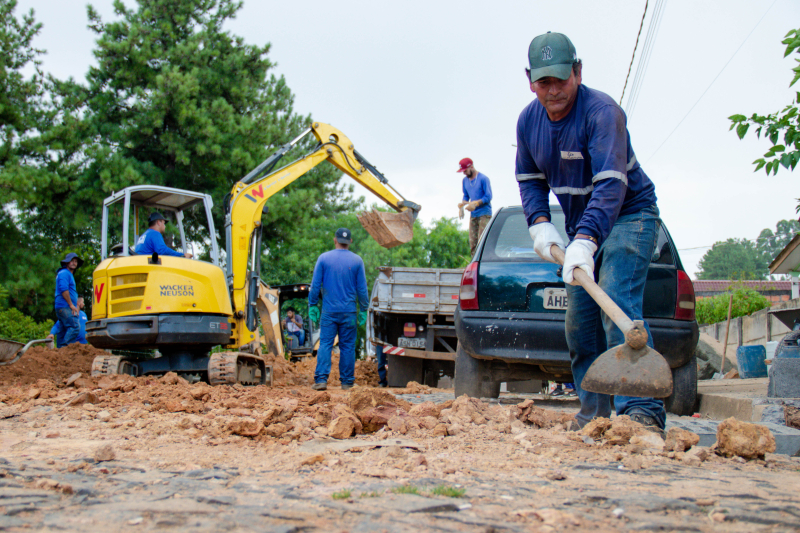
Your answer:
[457,157,493,255]
[308,228,369,391]
[54,253,83,346]
[516,32,664,435]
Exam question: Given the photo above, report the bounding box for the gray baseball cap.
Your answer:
[527,32,578,82]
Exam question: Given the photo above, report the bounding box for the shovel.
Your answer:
[550,245,673,398]
[357,209,415,249]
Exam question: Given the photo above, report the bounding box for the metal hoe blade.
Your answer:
[582,342,673,398]
[357,209,415,249]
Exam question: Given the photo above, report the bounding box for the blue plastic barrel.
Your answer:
[736,345,768,378]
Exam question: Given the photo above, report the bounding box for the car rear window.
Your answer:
[483,210,568,262]
[651,223,675,266]
[483,209,677,266]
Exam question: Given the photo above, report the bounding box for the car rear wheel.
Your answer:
[663,354,697,416]
[387,351,423,388]
[454,342,500,399]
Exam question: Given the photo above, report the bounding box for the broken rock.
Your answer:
[328,416,355,439]
[93,444,116,462]
[715,417,776,459]
[665,427,700,452]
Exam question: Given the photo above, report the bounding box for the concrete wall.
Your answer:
[700,298,798,352]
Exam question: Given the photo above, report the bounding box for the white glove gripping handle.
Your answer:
[562,239,597,285]
[528,222,565,264]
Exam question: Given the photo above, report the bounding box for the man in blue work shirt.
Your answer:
[516,32,664,436]
[135,212,193,258]
[47,297,88,347]
[54,253,83,346]
[308,228,369,391]
[457,157,493,255]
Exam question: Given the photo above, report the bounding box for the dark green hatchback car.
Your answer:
[454,206,699,415]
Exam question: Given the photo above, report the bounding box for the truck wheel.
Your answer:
[454,342,499,399]
[387,351,423,387]
[664,354,697,416]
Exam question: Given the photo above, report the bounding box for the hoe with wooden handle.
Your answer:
[551,245,673,398]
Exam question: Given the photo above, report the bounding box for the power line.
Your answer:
[644,0,779,165]
[625,0,667,120]
[619,0,649,105]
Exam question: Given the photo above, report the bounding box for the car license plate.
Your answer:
[543,288,568,310]
[398,336,426,349]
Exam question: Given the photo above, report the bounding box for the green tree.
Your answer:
[696,238,766,280]
[729,28,800,207]
[756,218,800,270]
[50,0,353,248]
[695,285,772,325]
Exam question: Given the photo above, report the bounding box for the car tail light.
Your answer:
[459,262,479,310]
[675,270,696,320]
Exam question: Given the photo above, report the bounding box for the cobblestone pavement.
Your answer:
[1,388,800,532]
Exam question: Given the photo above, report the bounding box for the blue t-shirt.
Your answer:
[308,249,369,314]
[134,228,184,257]
[54,268,77,310]
[462,172,493,218]
[50,310,88,345]
[515,84,657,246]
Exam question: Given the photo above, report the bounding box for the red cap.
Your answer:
[457,158,473,173]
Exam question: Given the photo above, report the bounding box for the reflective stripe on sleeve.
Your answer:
[591,170,628,185]
[551,185,594,195]
[516,173,546,182]
[626,155,637,171]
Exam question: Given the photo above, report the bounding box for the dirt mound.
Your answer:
[290,351,379,387]
[0,344,107,386]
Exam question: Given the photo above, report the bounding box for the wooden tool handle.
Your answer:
[550,245,635,336]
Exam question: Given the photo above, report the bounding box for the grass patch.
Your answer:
[359,491,381,498]
[331,489,352,500]
[390,484,420,495]
[431,485,466,498]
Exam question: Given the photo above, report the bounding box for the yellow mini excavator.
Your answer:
[87,122,420,385]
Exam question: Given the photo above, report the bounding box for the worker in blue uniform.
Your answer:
[135,212,193,258]
[516,32,664,436]
[308,228,369,391]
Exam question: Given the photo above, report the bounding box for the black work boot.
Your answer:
[629,412,666,439]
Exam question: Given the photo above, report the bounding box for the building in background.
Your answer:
[692,280,792,304]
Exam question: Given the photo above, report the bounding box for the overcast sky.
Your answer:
[16,0,800,278]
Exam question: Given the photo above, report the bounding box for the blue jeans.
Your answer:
[55,307,80,346]
[565,205,666,429]
[288,329,305,347]
[315,312,357,385]
[376,345,387,385]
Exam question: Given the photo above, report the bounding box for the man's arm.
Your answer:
[575,105,630,245]
[515,116,550,226]
[56,272,78,314]
[308,258,324,307]
[150,232,186,258]
[355,259,369,311]
[479,175,493,206]
[462,178,469,203]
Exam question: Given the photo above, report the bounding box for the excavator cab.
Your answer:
[88,186,267,385]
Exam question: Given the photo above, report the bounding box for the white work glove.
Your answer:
[563,239,598,285]
[528,222,565,264]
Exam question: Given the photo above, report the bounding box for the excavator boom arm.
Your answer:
[225,122,420,349]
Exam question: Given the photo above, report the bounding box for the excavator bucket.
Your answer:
[357,209,415,249]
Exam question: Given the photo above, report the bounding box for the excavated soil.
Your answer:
[0,344,108,386]
[1,344,379,388]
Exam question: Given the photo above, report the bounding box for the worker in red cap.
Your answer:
[456,157,493,255]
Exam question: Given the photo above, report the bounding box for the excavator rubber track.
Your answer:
[208,352,271,386]
[91,355,136,377]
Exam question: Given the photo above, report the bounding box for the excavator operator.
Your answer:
[135,212,193,258]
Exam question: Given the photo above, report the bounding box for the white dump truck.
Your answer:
[366,266,464,387]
